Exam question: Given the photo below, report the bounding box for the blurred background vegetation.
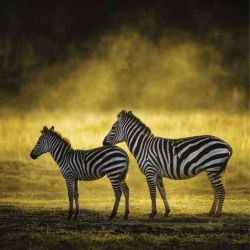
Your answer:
[0,0,248,112]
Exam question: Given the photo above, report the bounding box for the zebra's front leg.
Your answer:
[66,178,75,220]
[74,179,79,220]
[146,174,157,218]
[156,177,170,217]
[109,179,122,220]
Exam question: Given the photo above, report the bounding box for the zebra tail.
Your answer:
[119,155,130,182]
[218,143,233,176]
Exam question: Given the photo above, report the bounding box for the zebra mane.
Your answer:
[50,131,72,148]
[128,112,152,135]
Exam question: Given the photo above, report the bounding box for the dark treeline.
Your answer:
[0,0,248,110]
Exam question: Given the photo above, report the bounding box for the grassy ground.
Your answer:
[0,160,249,250]
[0,200,249,250]
[0,111,249,249]
[0,204,249,250]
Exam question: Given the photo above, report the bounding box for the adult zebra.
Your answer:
[103,110,233,218]
[30,126,130,220]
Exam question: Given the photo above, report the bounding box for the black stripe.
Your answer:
[177,138,213,164]
[191,153,230,175]
[175,136,210,151]
[183,144,228,176]
[169,140,176,178]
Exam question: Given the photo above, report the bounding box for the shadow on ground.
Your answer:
[0,205,249,250]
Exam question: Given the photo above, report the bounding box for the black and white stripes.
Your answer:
[30,126,129,220]
[103,110,232,217]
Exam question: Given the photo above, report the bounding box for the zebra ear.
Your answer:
[50,126,54,131]
[117,110,127,119]
[128,111,132,115]
[43,126,48,133]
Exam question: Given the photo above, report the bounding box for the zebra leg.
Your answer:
[208,184,218,216]
[120,180,130,220]
[207,173,225,217]
[215,179,225,217]
[74,179,79,220]
[66,178,75,220]
[109,179,122,220]
[146,174,157,218]
[156,177,170,217]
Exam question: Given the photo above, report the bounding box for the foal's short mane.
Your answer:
[128,112,152,135]
[51,130,72,148]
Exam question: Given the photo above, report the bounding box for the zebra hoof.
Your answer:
[164,209,170,217]
[109,213,116,220]
[67,211,73,220]
[123,210,129,220]
[73,210,79,220]
[149,211,157,219]
[123,214,129,220]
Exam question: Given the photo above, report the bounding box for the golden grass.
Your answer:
[0,109,249,206]
[0,194,248,216]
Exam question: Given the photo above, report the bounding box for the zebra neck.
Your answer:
[125,127,152,160]
[49,139,71,166]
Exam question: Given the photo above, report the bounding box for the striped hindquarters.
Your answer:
[152,135,232,179]
[82,146,129,181]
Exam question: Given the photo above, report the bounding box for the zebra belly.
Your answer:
[156,163,199,180]
[158,168,199,180]
[78,174,105,181]
[68,162,106,181]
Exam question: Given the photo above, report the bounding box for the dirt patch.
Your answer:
[0,206,248,249]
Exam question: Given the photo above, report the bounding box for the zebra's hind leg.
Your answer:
[120,180,129,220]
[208,184,218,217]
[146,174,157,218]
[109,178,122,220]
[215,179,225,217]
[207,172,225,217]
[74,179,79,220]
[156,177,170,217]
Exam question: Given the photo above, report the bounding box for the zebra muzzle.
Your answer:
[30,152,38,160]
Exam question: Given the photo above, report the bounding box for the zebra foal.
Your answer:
[30,126,130,220]
[103,110,232,218]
